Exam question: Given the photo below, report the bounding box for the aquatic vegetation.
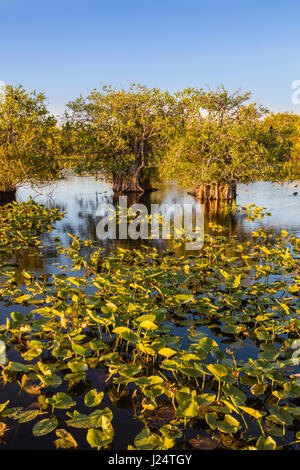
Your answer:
[0,198,64,253]
[221,201,272,221]
[239,202,272,221]
[0,226,299,450]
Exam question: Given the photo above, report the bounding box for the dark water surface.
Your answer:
[0,175,299,450]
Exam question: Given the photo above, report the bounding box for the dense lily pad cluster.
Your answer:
[0,223,300,450]
[0,198,64,252]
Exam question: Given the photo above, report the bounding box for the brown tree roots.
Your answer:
[189,181,237,200]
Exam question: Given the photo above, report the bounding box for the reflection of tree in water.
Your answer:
[0,248,46,282]
[201,199,287,241]
[75,193,111,212]
[55,217,97,241]
[47,201,67,213]
[3,179,294,265]
[51,193,113,241]
[202,200,241,237]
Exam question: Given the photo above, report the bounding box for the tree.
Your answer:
[260,112,300,179]
[0,84,60,193]
[62,85,300,199]
[63,84,178,192]
[161,87,295,198]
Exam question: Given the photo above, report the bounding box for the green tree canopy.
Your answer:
[261,112,300,180]
[63,84,178,192]
[64,85,300,193]
[162,87,291,187]
[0,84,60,192]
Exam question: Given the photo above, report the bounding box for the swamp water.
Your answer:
[0,175,299,450]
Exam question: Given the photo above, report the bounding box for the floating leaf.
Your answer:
[256,436,276,450]
[32,417,58,437]
[86,428,112,449]
[207,364,228,378]
[54,429,77,449]
[46,392,76,409]
[158,348,177,358]
[112,327,140,344]
[84,389,104,407]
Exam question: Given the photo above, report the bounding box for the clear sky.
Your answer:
[1,0,300,116]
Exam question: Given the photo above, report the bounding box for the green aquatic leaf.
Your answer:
[66,408,113,429]
[176,389,199,418]
[86,428,112,449]
[84,389,104,407]
[233,274,242,288]
[219,269,230,280]
[139,320,158,330]
[54,429,77,449]
[133,427,161,450]
[158,348,177,358]
[135,375,164,386]
[101,302,118,314]
[112,327,140,344]
[119,364,142,377]
[17,410,41,423]
[0,401,9,414]
[37,373,62,388]
[32,417,58,437]
[268,405,293,425]
[250,383,267,396]
[197,336,219,353]
[143,385,165,399]
[207,363,228,378]
[46,392,76,409]
[256,435,276,450]
[65,411,93,429]
[175,294,194,304]
[238,406,266,419]
[180,367,203,377]
[195,393,216,406]
[71,342,92,357]
[206,413,241,433]
[6,361,29,373]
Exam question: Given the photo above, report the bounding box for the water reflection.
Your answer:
[5,174,298,310]
[16,175,300,250]
[1,174,299,450]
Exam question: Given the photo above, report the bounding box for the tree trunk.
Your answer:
[112,173,153,193]
[0,183,17,192]
[188,181,237,200]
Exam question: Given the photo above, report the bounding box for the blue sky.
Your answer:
[1,0,300,115]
